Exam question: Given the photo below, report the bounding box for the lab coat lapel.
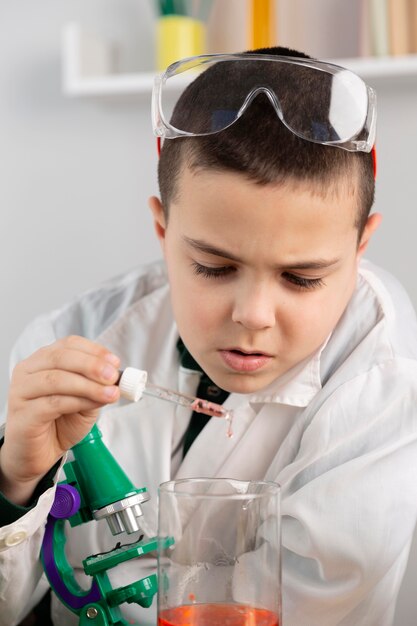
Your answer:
[96,283,179,390]
[175,395,256,479]
[175,399,300,481]
[99,395,175,538]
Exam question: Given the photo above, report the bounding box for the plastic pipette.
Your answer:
[117,368,233,433]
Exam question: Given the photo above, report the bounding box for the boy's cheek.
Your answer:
[285,290,346,337]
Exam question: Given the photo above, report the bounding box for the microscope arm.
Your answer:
[40,424,171,626]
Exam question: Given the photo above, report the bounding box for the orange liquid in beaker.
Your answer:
[158,603,279,626]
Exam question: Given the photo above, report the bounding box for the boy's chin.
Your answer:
[210,371,277,396]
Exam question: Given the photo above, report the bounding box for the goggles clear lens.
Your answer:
[152,54,376,152]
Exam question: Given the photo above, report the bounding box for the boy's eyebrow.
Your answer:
[183,237,241,261]
[183,237,340,270]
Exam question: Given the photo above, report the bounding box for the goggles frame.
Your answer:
[152,53,377,153]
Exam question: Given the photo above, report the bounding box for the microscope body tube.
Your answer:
[71,424,148,535]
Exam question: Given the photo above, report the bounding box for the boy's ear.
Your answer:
[357,212,382,259]
[148,196,167,244]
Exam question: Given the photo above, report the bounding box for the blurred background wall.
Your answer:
[1,1,417,623]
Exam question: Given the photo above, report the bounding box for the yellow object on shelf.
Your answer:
[250,0,276,49]
[156,15,205,71]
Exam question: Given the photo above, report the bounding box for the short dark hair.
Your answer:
[158,46,375,239]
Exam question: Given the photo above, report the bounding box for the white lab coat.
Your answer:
[1,259,417,626]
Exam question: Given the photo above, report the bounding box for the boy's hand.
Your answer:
[0,335,121,505]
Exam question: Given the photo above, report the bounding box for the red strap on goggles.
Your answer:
[371,146,377,179]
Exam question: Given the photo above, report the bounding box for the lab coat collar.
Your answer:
[245,334,331,407]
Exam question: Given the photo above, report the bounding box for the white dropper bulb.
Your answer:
[118,367,148,402]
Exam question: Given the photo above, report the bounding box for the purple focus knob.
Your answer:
[49,484,81,519]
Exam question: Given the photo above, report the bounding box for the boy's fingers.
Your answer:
[17,343,121,385]
[26,395,105,424]
[32,334,119,367]
[15,370,120,405]
[54,335,120,362]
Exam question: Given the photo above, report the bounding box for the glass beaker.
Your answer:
[157,478,281,626]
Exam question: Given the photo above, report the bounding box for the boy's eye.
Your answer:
[192,263,325,289]
[192,262,235,279]
[282,272,325,290]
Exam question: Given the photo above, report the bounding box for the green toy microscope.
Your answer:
[40,421,172,625]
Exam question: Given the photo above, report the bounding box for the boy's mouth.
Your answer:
[219,348,273,372]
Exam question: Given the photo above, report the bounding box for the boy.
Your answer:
[1,47,417,626]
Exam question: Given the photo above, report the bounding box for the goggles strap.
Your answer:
[371,146,377,179]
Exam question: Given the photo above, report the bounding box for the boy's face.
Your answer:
[150,167,380,394]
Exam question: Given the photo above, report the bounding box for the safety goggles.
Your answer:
[152,53,377,153]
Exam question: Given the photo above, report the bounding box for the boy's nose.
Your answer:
[231,282,276,330]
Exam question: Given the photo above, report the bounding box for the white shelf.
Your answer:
[337,54,417,80]
[62,23,190,99]
[62,23,417,99]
